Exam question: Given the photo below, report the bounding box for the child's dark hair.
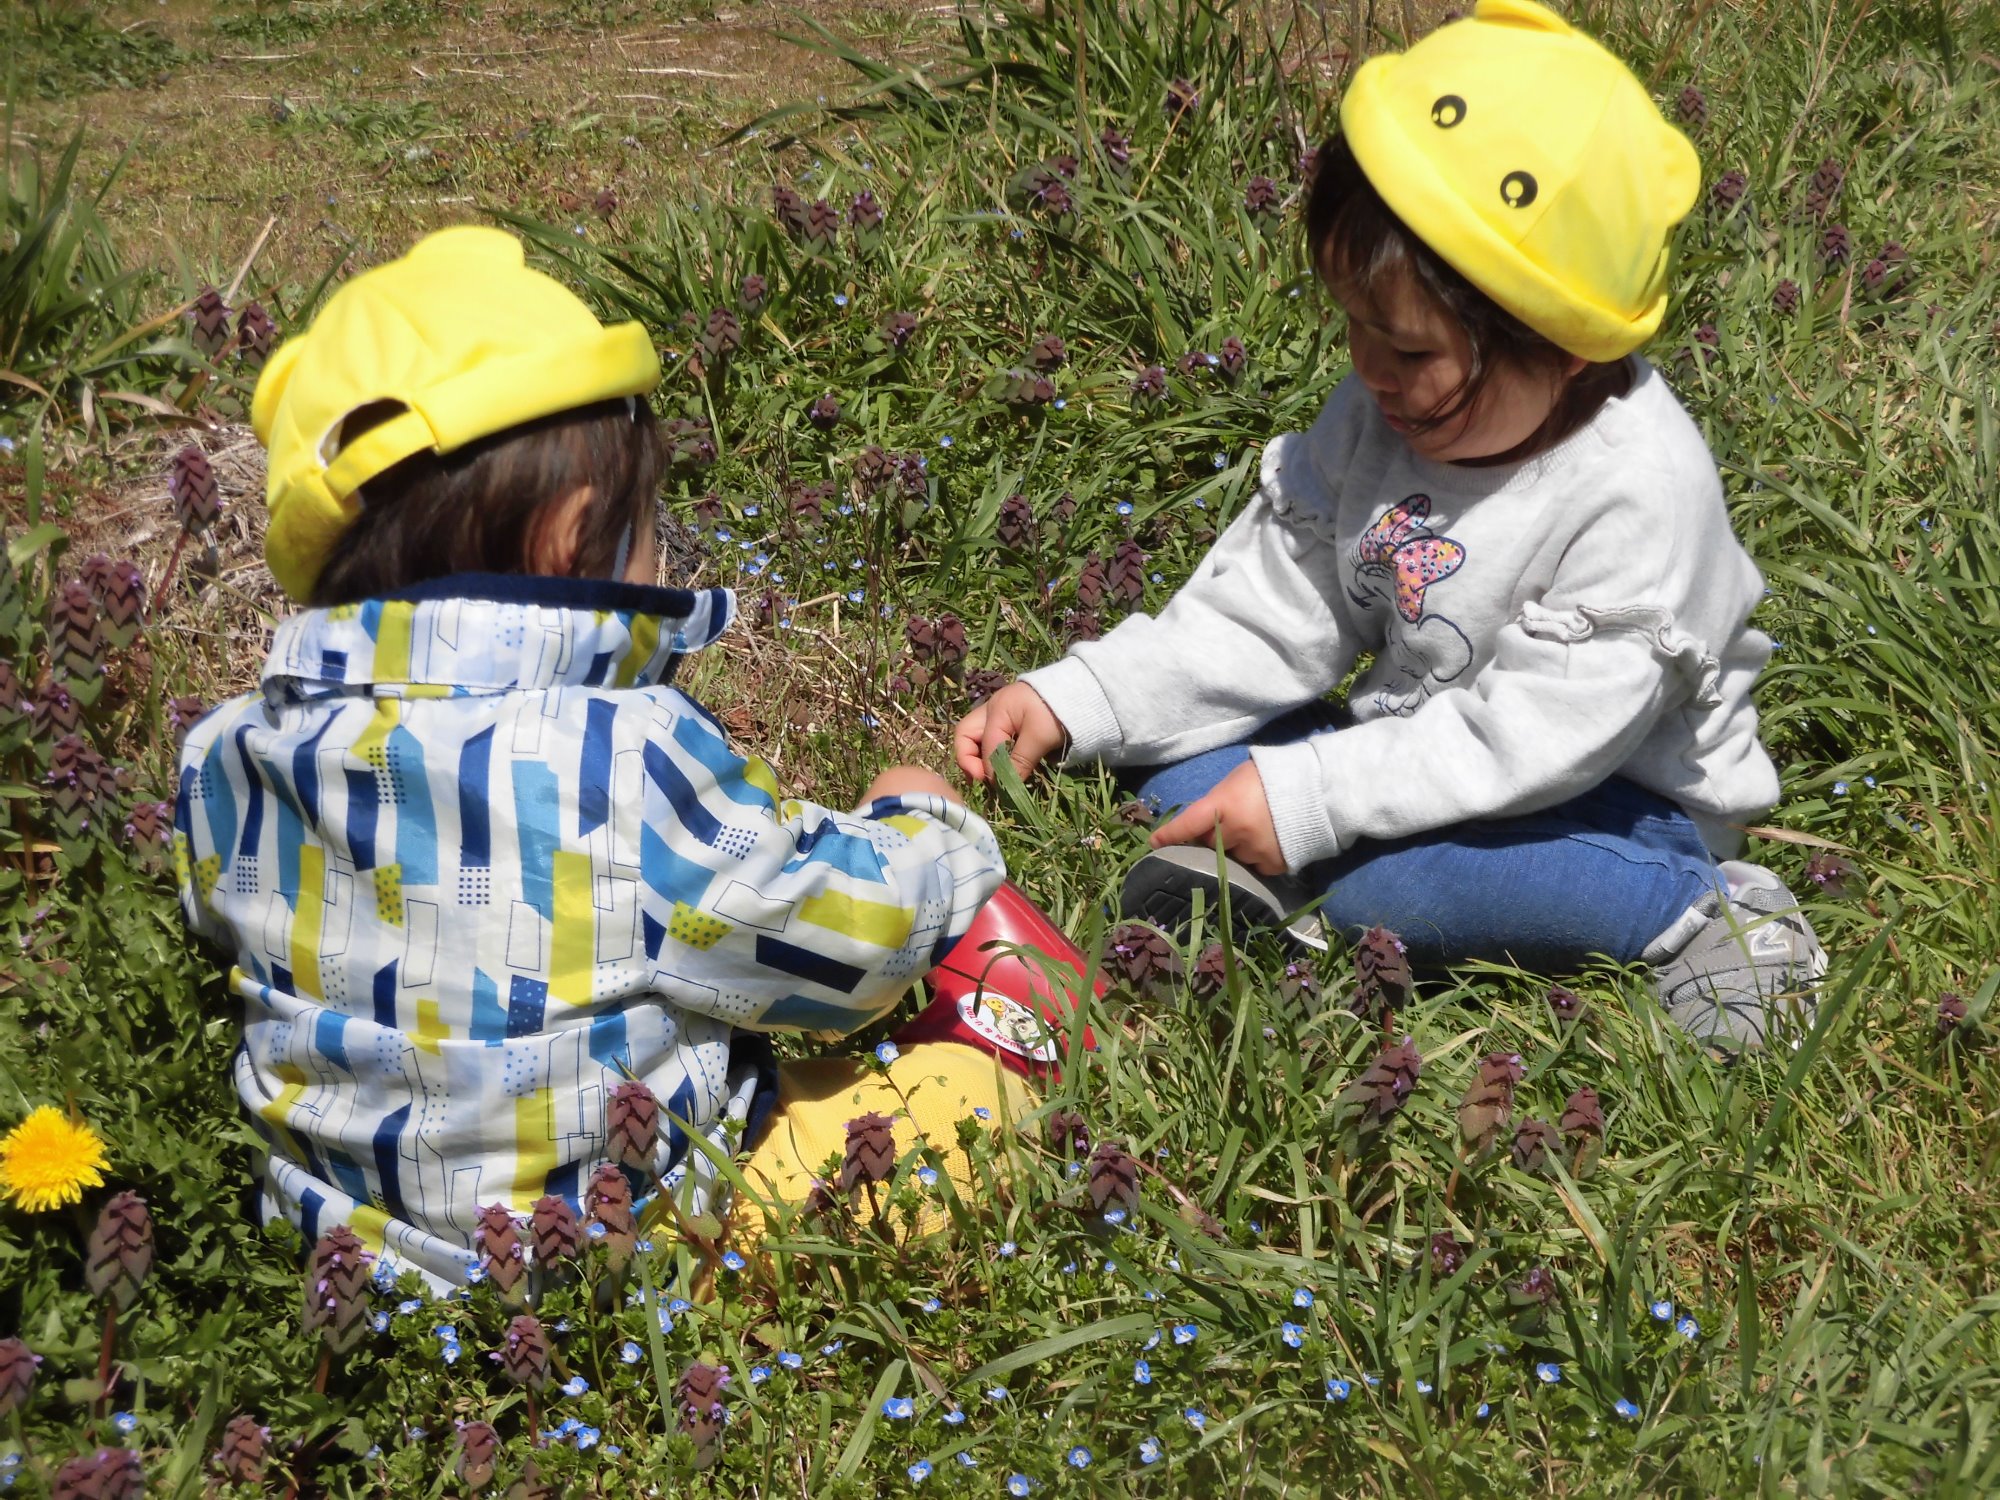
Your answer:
[309,399,664,606]
[1304,134,1630,447]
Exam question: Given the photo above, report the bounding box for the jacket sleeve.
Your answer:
[1022,387,1369,768]
[636,701,1007,1035]
[1250,476,1765,869]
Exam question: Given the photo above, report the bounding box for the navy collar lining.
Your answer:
[380,571,713,616]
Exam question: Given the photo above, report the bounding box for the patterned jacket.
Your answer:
[174,574,1006,1286]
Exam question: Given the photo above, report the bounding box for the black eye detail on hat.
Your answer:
[1500,171,1538,208]
[1431,94,1467,128]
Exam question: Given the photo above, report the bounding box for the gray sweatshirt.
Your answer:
[1024,361,1780,870]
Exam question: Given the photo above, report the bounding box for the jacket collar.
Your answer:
[262,573,736,695]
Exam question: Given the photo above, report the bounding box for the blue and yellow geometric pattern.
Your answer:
[175,574,1006,1288]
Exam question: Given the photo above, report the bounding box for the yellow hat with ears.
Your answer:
[251,225,661,602]
[1338,0,1700,362]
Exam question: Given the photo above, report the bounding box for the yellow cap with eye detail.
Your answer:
[1338,0,1700,362]
[251,226,660,601]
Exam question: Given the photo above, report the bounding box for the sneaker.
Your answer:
[1118,846,1328,953]
[1644,862,1827,1049]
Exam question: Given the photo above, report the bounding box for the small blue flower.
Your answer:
[562,1375,590,1397]
[1293,1288,1316,1309]
[1833,781,1849,796]
[1476,1402,1492,1419]
[938,435,954,448]
[1134,1359,1152,1385]
[1167,1257,1180,1271]
[882,1396,915,1420]
[1143,1289,1160,1302]
[1142,1331,1160,1352]
[956,1451,978,1468]
[668,1298,691,1315]
[575,1426,600,1451]
[1416,1380,1433,1395]
[587,1220,608,1240]
[1138,1436,1162,1465]
[112,1412,137,1434]
[1184,1407,1206,1431]
[372,1311,391,1333]
[604,1445,622,1457]
[1864,776,1876,788]
[1535,1362,1562,1384]
[439,1342,461,1365]
[1062,1262,1077,1275]
[1615,1398,1640,1420]
[1362,1374,1380,1387]
[722,1249,747,1272]
[1007,1475,1032,1496]
[398,1298,423,1315]
[619,1340,643,1365]
[743,504,760,517]
[943,1408,966,1426]
[908,1459,933,1482]
[1116,501,1134,517]
[1324,1378,1350,1402]
[1067,1446,1092,1469]
[779,1351,803,1370]
[1104,1260,1117,1273]
[1676,1316,1700,1341]
[1171,1322,1198,1345]
[921,1295,942,1312]
[822,1339,845,1356]
[875,1040,900,1064]
[1103,1208,1127,1225]
[916,1166,939,1188]
[1280,1322,1305,1349]
[1053,398,1067,409]
[987,1386,1010,1402]
[998,1241,1016,1258]
[833,293,849,307]
[750,1364,771,1384]
[974,1106,992,1121]
[1651,1299,1674,1322]
[657,1307,675,1333]
[1212,452,1227,469]
[847,589,866,604]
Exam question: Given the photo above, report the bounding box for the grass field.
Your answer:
[2,0,1999,1494]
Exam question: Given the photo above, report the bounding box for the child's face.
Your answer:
[1333,271,1583,465]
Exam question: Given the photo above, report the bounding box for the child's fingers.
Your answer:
[1149,798,1220,851]
[953,706,993,779]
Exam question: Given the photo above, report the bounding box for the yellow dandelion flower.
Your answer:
[0,1106,109,1213]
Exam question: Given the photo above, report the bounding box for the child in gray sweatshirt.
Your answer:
[955,0,1824,1048]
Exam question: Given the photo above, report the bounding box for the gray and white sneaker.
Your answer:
[1118,846,1329,953]
[1643,861,1827,1049]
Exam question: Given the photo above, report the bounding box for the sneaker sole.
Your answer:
[1119,847,1328,953]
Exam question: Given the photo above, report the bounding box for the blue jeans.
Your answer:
[1122,704,1722,970]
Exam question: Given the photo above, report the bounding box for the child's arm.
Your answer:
[636,702,1007,1036]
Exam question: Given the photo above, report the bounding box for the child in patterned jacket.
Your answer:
[173,226,1016,1287]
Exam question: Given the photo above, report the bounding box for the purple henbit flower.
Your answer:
[1547,983,1587,1026]
[1032,172,1074,219]
[95,560,145,652]
[1804,156,1845,221]
[1297,144,1320,183]
[1279,958,1320,1003]
[0,661,21,725]
[848,189,884,249]
[662,417,717,470]
[302,1224,374,1355]
[841,1111,897,1193]
[1028,333,1068,372]
[1510,1117,1562,1176]
[1105,920,1179,987]
[1047,1107,1090,1155]
[1243,174,1282,224]
[740,272,769,314]
[1131,363,1168,406]
[1176,349,1213,379]
[1561,1087,1606,1178]
[45,733,117,840]
[475,1204,528,1303]
[1937,992,1968,1038]
[700,307,743,366]
[965,666,1009,704]
[1772,278,1801,315]
[894,450,929,501]
[1708,168,1748,218]
[1086,1141,1140,1215]
[166,694,205,747]
[124,799,172,850]
[807,393,841,431]
[1676,84,1708,130]
[1054,490,1078,523]
[52,1448,144,1500]
[32,677,82,743]
[586,1162,638,1265]
[790,480,832,528]
[1351,925,1413,1024]
[454,1419,500,1490]
[1335,1036,1423,1134]
[1163,76,1200,123]
[593,185,620,219]
[853,444,895,495]
[1115,798,1154,826]
[215,1414,269,1485]
[1678,321,1721,371]
[882,308,919,350]
[692,492,725,529]
[1863,244,1906,296]
[1064,606,1102,643]
[607,1079,660,1170]
[803,1179,843,1219]
[235,302,277,370]
[1100,125,1133,177]
[804,197,842,252]
[1191,941,1230,998]
[499,1314,552,1392]
[84,1191,154,1313]
[771,183,810,237]
[1217,334,1248,386]
[679,1361,729,1469]
[1805,851,1857,898]
[1457,1051,1524,1157]
[530,1194,583,1265]
[0,1338,41,1418]
[49,579,105,685]
[1108,538,1148,606]
[997,492,1038,550]
[1075,551,1108,608]
[1821,223,1851,267]
[1001,368,1057,407]
[1511,1265,1558,1309]
[188,285,232,358]
[169,445,222,536]
[1428,1231,1469,1278]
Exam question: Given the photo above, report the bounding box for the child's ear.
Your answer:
[526,485,597,576]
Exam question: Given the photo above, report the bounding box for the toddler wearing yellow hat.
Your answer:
[959,0,1826,1049]
[172,225,1021,1287]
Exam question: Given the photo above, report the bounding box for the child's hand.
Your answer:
[1148,761,1287,875]
[860,766,956,804]
[954,682,1066,783]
